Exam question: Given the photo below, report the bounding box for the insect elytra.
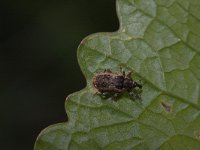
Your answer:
[92,69,142,100]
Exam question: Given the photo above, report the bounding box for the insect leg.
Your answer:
[119,67,125,77]
[93,91,101,96]
[101,92,112,99]
[126,71,132,78]
[93,91,111,99]
[129,91,141,100]
[133,82,142,89]
[111,93,121,101]
[104,69,112,73]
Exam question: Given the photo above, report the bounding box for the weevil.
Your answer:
[93,69,142,100]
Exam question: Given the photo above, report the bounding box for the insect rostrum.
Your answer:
[93,69,142,100]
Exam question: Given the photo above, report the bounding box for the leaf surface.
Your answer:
[35,0,200,149]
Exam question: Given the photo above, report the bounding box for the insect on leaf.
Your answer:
[35,0,200,149]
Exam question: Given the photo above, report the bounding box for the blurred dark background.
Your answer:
[0,0,118,149]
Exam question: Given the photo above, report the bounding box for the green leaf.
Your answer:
[35,0,200,149]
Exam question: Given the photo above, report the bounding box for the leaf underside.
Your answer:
[35,0,200,150]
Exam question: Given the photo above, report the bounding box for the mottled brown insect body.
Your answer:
[93,69,142,100]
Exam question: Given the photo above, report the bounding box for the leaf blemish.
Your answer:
[194,131,200,140]
[161,101,171,112]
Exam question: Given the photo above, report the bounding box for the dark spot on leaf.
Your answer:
[161,101,171,112]
[194,131,200,140]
